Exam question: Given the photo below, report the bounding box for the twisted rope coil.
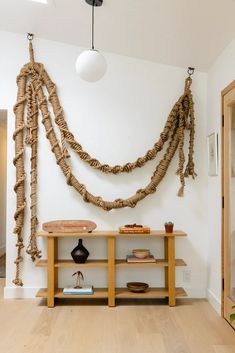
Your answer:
[13,43,196,285]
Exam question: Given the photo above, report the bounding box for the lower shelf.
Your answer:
[36,287,187,299]
[115,287,187,298]
[37,288,108,299]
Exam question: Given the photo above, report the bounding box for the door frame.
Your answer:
[221,81,235,325]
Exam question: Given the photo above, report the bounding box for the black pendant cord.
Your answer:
[86,0,103,50]
[92,1,95,49]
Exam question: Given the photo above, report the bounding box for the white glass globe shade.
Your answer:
[76,49,107,82]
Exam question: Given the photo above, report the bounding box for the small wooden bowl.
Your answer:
[132,249,150,258]
[127,282,149,293]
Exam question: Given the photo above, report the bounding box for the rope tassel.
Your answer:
[177,185,185,197]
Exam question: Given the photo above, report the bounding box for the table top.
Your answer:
[36,230,187,238]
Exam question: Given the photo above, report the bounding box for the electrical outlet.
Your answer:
[183,269,191,283]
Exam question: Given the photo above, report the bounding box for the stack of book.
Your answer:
[119,225,151,234]
[126,255,156,263]
[63,285,94,295]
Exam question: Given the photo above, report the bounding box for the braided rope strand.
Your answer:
[44,71,188,174]
[13,71,27,286]
[26,81,41,261]
[12,43,197,285]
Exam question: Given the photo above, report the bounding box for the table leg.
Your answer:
[168,236,176,306]
[164,237,169,289]
[47,236,55,308]
[108,237,115,307]
[54,237,58,292]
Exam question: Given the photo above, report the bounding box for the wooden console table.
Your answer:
[36,230,187,308]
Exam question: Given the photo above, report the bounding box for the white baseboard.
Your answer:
[4,286,40,299]
[207,288,221,315]
[4,285,207,299]
[184,287,207,298]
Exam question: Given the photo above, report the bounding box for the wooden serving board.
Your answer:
[42,220,97,233]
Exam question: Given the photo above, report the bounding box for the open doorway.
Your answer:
[0,110,7,278]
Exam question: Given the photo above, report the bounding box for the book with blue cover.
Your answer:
[63,285,94,295]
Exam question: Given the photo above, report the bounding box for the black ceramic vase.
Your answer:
[71,239,89,263]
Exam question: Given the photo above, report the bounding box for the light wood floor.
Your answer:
[0,254,6,278]
[0,279,234,353]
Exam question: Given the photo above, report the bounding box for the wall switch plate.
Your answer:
[183,269,191,283]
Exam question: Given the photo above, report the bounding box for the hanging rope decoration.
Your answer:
[13,36,197,286]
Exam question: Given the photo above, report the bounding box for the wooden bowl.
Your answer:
[132,249,150,258]
[126,282,149,293]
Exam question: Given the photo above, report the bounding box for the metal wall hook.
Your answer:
[27,33,34,42]
[187,67,195,77]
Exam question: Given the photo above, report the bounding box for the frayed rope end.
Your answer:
[177,185,184,197]
[12,278,23,287]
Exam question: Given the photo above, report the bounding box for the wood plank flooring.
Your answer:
[0,254,6,278]
[0,279,234,353]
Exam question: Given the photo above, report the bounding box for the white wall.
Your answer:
[0,31,208,298]
[207,38,235,314]
[0,111,7,254]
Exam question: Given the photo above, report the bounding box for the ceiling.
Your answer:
[1,0,235,71]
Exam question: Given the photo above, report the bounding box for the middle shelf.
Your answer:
[36,259,187,268]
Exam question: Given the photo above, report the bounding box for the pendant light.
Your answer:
[76,0,107,82]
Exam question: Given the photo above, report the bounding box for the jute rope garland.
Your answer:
[13,42,197,286]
